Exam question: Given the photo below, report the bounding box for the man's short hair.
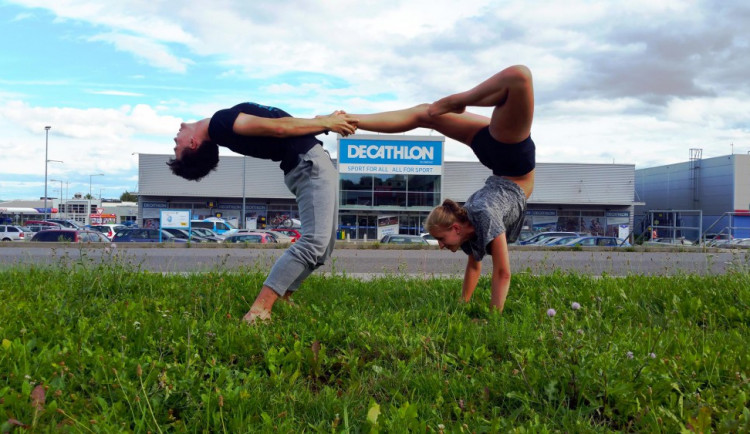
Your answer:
[166,140,220,181]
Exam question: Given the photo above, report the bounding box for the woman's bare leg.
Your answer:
[429,65,534,144]
[354,104,489,146]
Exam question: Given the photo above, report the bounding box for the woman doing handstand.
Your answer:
[353,64,535,313]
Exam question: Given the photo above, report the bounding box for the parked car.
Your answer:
[379,234,429,245]
[44,218,83,229]
[517,230,534,242]
[0,225,34,241]
[643,237,694,247]
[517,232,581,245]
[729,238,750,248]
[271,228,302,242]
[190,219,238,236]
[30,229,110,243]
[162,228,208,243]
[420,233,439,246]
[89,224,126,240]
[564,236,631,247]
[24,220,61,228]
[25,224,57,233]
[237,229,294,243]
[112,228,186,243]
[540,236,580,246]
[189,227,224,242]
[222,232,277,244]
[704,234,733,247]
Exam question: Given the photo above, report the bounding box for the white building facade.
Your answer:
[137,134,638,240]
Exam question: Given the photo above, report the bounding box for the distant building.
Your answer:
[635,153,750,239]
[0,196,137,226]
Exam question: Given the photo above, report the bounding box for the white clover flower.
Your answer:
[576,329,584,335]
[571,302,581,310]
[547,308,556,317]
[133,321,141,330]
[649,352,656,359]
[626,351,634,359]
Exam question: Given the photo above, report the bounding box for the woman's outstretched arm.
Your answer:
[488,233,512,313]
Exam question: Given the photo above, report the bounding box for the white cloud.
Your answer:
[3,0,750,200]
[88,33,193,73]
[0,100,180,180]
[11,12,33,21]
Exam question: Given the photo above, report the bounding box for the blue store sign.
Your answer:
[339,137,443,175]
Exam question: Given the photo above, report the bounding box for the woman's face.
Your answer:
[430,223,463,252]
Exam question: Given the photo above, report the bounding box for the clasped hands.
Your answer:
[317,110,358,137]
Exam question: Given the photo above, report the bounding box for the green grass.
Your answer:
[1,259,749,432]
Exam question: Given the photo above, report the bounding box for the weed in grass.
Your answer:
[1,264,749,431]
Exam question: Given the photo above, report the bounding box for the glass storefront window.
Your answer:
[407,175,440,193]
[341,191,372,206]
[373,174,407,191]
[407,192,438,207]
[374,192,407,207]
[398,214,427,235]
[606,217,630,238]
[581,213,605,235]
[341,174,440,209]
[372,174,406,207]
[340,174,373,191]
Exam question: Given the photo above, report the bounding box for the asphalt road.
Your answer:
[1,244,748,277]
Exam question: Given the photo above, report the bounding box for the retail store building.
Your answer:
[137,134,638,240]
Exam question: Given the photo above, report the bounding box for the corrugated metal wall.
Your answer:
[444,162,636,205]
[529,163,634,205]
[635,155,737,215]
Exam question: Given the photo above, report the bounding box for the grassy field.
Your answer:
[1,259,749,432]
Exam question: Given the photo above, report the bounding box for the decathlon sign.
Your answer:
[338,135,443,175]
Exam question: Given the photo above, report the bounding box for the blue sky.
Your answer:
[1,0,749,200]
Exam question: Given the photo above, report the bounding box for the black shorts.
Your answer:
[470,126,535,177]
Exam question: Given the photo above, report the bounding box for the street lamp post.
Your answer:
[44,126,51,220]
[241,156,246,229]
[89,173,104,199]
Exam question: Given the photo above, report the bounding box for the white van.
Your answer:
[190,218,238,236]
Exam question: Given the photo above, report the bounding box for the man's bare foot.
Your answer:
[243,309,271,325]
[428,95,466,116]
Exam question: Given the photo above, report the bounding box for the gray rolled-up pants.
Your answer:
[263,145,338,295]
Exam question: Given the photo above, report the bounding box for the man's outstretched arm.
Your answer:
[233,111,358,138]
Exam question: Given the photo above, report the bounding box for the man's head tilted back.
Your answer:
[168,121,220,181]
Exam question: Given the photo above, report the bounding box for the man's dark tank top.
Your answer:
[208,102,321,174]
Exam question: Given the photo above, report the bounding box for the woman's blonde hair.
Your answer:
[425,199,469,233]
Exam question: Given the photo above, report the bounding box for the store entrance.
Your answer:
[358,215,377,241]
[339,213,378,240]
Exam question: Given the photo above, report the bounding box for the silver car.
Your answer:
[0,225,34,242]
